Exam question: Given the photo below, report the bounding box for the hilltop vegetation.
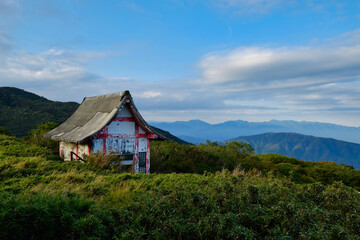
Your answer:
[0,87,79,137]
[1,128,360,239]
[151,140,360,190]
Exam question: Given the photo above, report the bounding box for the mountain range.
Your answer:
[150,119,360,144]
[1,87,359,169]
[230,132,360,169]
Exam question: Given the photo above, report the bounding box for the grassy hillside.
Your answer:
[1,133,360,239]
[231,132,360,169]
[0,87,79,137]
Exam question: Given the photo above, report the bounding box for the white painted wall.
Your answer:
[106,138,135,154]
[139,127,145,134]
[139,138,147,152]
[93,139,103,153]
[118,105,132,117]
[108,121,135,135]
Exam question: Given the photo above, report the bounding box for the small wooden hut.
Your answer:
[45,91,167,174]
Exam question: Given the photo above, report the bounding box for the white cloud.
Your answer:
[0,48,89,82]
[185,29,360,125]
[1,24,359,126]
[138,91,162,98]
[105,77,134,82]
[326,29,360,46]
[197,44,360,90]
[0,47,115,85]
[5,40,358,126]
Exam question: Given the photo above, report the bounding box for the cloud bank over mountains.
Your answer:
[196,35,360,114]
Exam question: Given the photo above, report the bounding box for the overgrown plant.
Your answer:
[151,140,255,173]
[86,152,127,172]
[27,122,59,155]
[2,134,360,239]
[151,140,360,189]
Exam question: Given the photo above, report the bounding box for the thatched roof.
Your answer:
[44,91,167,143]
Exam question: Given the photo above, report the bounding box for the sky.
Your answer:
[0,0,360,126]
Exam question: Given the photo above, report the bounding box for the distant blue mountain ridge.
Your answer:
[149,119,360,144]
[230,132,360,170]
[150,120,360,169]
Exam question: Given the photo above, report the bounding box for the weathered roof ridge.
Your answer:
[44,90,167,143]
[84,91,129,101]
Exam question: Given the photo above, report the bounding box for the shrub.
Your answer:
[151,140,254,173]
[27,122,59,155]
[0,126,12,136]
[86,152,127,172]
[1,174,360,239]
[2,129,360,238]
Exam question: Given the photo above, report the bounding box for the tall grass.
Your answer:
[1,134,360,239]
[1,168,360,239]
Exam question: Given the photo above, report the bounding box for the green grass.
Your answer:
[1,134,360,239]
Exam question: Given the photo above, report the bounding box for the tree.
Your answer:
[27,122,58,154]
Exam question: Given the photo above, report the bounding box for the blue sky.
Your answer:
[1,0,360,126]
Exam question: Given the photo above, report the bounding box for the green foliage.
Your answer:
[86,152,128,172]
[25,122,59,156]
[151,141,360,190]
[2,133,360,239]
[1,156,360,239]
[28,122,58,143]
[28,121,58,144]
[255,154,360,188]
[151,140,254,173]
[0,135,53,158]
[0,87,79,137]
[0,126,12,136]
[0,193,95,240]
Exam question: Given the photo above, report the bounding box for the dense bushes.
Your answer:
[1,170,360,239]
[151,140,360,190]
[1,132,360,238]
[256,154,360,188]
[0,193,96,240]
[151,140,254,173]
[26,122,59,155]
[0,135,52,158]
